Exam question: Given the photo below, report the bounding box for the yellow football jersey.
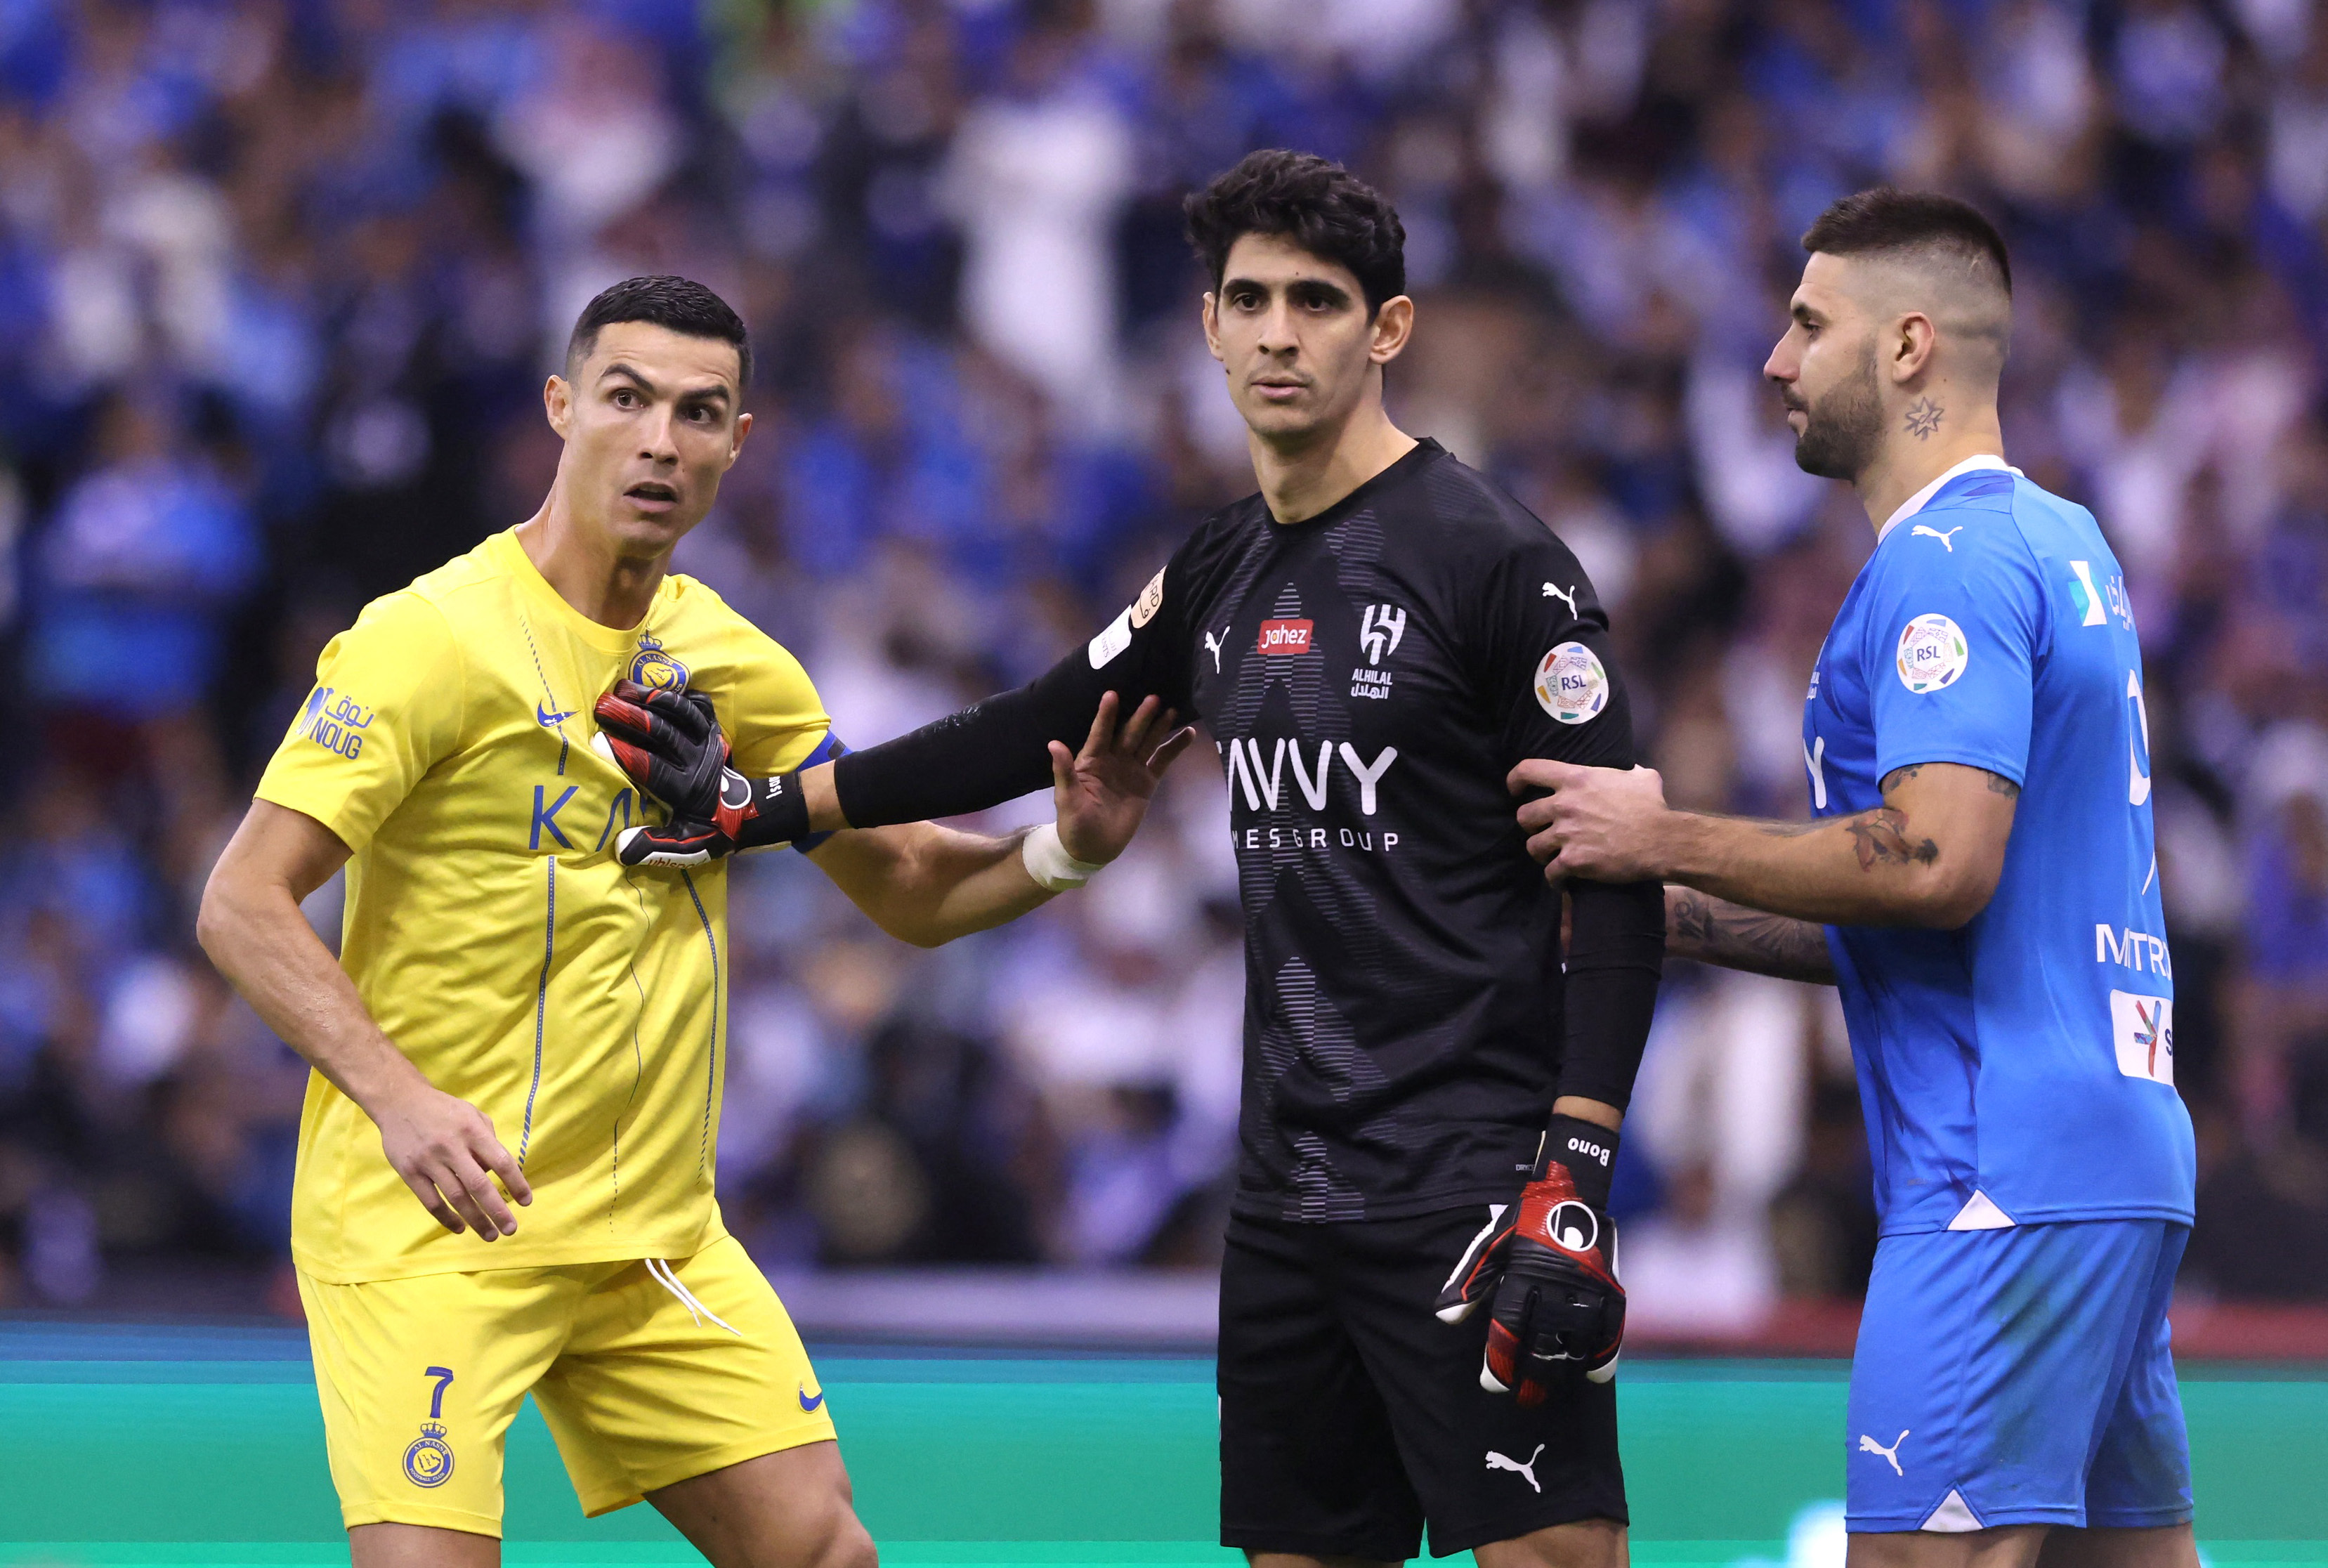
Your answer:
[257,528,831,1283]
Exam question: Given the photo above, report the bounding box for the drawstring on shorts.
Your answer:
[646,1257,743,1336]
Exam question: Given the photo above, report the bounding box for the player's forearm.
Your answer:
[896,826,1059,943]
[800,759,846,833]
[827,655,1123,831]
[1664,886,1837,984]
[1555,878,1663,1118]
[195,875,433,1116]
[812,823,1056,948]
[1652,804,1986,929]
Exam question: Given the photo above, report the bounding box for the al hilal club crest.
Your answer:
[403,1420,455,1488]
[631,632,689,692]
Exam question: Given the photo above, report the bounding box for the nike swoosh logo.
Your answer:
[537,702,573,727]
[798,1386,825,1412]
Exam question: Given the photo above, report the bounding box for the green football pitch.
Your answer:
[1,1326,2322,1568]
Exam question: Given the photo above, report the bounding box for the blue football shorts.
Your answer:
[1845,1218,2192,1534]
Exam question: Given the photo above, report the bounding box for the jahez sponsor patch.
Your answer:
[1257,618,1314,655]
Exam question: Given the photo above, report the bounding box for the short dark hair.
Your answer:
[1802,188,2012,296]
[1184,150,1406,315]
[565,275,752,388]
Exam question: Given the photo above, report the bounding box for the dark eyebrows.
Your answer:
[597,360,734,406]
[1218,274,1358,308]
[598,360,660,396]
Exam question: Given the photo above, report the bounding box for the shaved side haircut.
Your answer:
[1804,188,2013,366]
[566,275,752,388]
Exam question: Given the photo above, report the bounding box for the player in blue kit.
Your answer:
[1505,189,2197,1568]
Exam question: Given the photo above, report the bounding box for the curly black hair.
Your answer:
[1184,150,1406,315]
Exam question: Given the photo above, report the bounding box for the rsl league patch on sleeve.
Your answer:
[1895,613,1969,693]
[1534,642,1609,724]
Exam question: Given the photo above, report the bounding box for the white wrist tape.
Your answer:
[1022,822,1104,891]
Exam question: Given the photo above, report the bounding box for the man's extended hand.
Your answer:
[1051,692,1196,865]
[1435,1114,1625,1404]
[372,1078,532,1239]
[1508,759,1673,884]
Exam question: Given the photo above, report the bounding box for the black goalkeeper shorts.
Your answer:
[1218,1206,1627,1560]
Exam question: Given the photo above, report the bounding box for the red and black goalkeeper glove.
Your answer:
[591,679,804,867]
[1434,1113,1625,1405]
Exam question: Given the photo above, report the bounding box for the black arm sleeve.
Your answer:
[1472,521,1665,1113]
[1558,878,1666,1109]
[830,558,1196,828]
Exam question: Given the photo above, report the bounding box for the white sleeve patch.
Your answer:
[1534,642,1609,724]
[1895,613,1969,693]
[1088,606,1134,669]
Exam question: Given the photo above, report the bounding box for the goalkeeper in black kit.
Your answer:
[596,151,1663,1568]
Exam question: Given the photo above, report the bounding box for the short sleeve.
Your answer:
[1863,509,2044,788]
[255,592,466,854]
[718,626,836,777]
[1479,528,1637,774]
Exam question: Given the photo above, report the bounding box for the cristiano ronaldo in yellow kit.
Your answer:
[200,277,1186,1568]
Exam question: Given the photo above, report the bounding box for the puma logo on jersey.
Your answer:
[1859,1430,1910,1477]
[1911,525,1963,551]
[1205,629,1227,673]
[1542,582,1579,618]
[1486,1444,1545,1493]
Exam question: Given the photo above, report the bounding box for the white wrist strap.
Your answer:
[1022,822,1104,891]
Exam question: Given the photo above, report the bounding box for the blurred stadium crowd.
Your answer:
[0,0,2324,1322]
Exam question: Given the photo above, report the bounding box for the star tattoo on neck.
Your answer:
[1904,398,1944,439]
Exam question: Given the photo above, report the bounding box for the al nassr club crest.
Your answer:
[630,633,688,693]
[403,1420,454,1488]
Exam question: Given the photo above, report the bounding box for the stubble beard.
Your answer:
[1791,343,1885,483]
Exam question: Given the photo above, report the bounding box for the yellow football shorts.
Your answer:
[296,1234,836,1535]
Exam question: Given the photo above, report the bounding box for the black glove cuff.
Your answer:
[1535,1113,1619,1211]
[733,772,811,850]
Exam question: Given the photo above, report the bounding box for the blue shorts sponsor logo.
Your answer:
[798,1383,825,1413]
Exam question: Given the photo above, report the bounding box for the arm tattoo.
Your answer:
[1880,763,1923,790]
[1845,806,1940,870]
[1904,398,1943,439]
[1668,888,1836,984]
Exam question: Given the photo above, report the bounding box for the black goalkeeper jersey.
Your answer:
[835,438,1658,1222]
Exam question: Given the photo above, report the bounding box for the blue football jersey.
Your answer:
[1805,460,2196,1234]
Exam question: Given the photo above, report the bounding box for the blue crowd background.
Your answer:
[0,0,2321,1328]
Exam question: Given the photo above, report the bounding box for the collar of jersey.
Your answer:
[489,528,671,655]
[1268,438,1442,529]
[1876,453,2021,542]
